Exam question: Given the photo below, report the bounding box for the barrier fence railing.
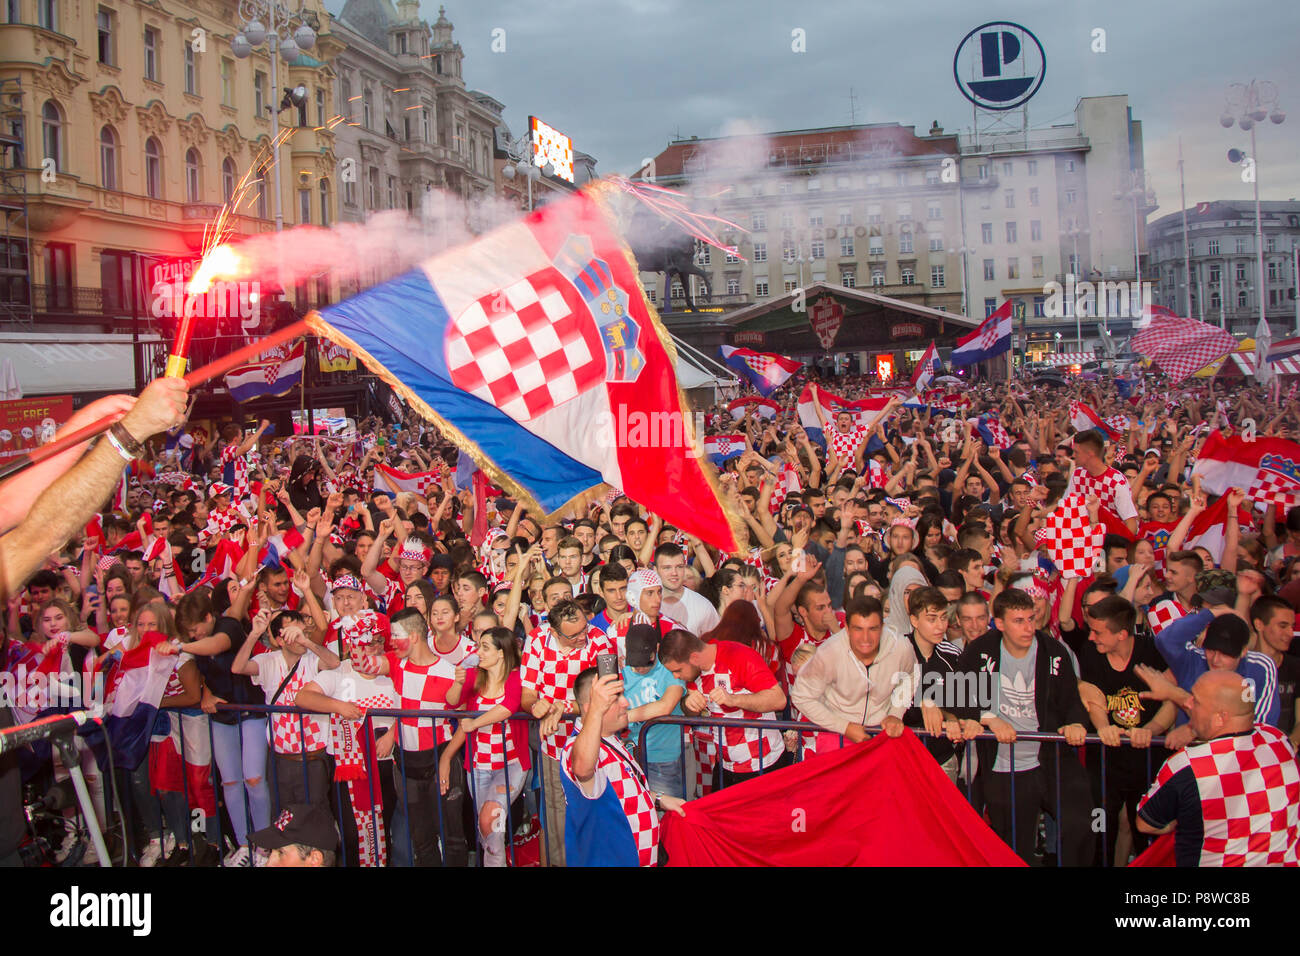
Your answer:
[87,704,1170,867]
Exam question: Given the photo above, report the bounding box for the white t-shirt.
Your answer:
[661,587,720,636]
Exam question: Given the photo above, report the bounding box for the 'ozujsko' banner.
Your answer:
[0,395,74,460]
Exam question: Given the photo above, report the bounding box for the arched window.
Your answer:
[144,137,162,199]
[319,176,330,227]
[221,157,236,203]
[99,125,118,190]
[41,100,62,172]
[185,147,201,202]
[255,162,268,218]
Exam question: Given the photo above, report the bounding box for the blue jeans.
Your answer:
[210,718,272,847]
[646,758,686,801]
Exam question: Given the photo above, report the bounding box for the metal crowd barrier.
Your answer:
[95,704,1169,867]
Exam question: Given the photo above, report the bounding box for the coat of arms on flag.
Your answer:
[1250,453,1300,508]
[305,183,743,551]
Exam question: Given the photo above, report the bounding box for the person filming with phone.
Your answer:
[562,660,687,867]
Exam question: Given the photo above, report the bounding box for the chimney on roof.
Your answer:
[929,121,943,135]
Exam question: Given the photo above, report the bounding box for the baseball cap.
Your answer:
[1193,569,1237,608]
[330,574,364,594]
[250,803,339,854]
[625,623,660,668]
[1202,614,1250,658]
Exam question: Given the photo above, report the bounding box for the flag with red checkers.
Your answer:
[1035,494,1103,579]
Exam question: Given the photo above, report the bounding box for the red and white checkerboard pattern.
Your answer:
[767,462,803,515]
[200,506,246,545]
[1140,724,1300,866]
[562,733,659,867]
[691,730,717,798]
[1037,494,1102,579]
[471,692,523,771]
[445,268,605,422]
[386,652,462,751]
[1246,468,1300,511]
[830,424,869,464]
[1147,596,1188,636]
[220,444,252,500]
[1131,315,1237,382]
[691,668,783,775]
[520,624,614,760]
[271,668,329,755]
[1067,466,1136,521]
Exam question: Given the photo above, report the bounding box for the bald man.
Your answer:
[1134,670,1300,866]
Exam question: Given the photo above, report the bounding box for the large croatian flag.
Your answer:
[224,339,305,403]
[909,342,941,393]
[373,462,441,497]
[306,185,740,551]
[950,301,1012,367]
[718,346,802,397]
[100,632,177,771]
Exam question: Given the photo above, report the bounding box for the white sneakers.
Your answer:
[223,844,250,867]
[138,832,176,868]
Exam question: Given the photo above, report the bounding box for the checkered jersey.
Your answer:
[444,268,606,421]
[326,610,391,655]
[562,729,659,867]
[252,652,328,755]
[1139,724,1300,866]
[220,444,252,500]
[470,692,523,771]
[385,652,463,751]
[1035,494,1103,579]
[1147,596,1188,636]
[1066,466,1137,521]
[830,424,869,465]
[520,624,614,759]
[691,641,784,774]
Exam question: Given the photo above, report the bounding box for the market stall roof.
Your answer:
[1043,352,1095,366]
[718,281,977,353]
[1227,350,1300,377]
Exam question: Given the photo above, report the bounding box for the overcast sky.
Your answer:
[334,0,1300,217]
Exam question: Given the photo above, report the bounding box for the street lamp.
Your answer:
[500,131,540,211]
[230,0,318,233]
[1061,222,1089,349]
[1114,169,1156,326]
[1220,79,1285,335]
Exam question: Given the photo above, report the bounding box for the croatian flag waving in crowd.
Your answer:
[373,462,441,498]
[728,396,781,420]
[1069,400,1120,441]
[1192,430,1300,511]
[797,385,890,448]
[949,301,1012,367]
[704,434,746,467]
[719,346,802,397]
[305,185,741,551]
[223,340,306,403]
[909,342,941,393]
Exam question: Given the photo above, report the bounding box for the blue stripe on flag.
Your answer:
[318,269,604,511]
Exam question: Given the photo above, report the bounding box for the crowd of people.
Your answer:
[1,361,1298,868]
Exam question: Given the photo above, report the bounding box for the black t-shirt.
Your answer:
[193,616,263,724]
[1075,632,1169,782]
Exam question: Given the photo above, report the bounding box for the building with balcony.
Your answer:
[1147,200,1300,336]
[635,122,965,357]
[958,95,1153,360]
[0,0,347,397]
[328,0,505,253]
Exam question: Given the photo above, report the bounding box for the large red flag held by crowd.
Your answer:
[1131,308,1237,382]
[661,731,1025,866]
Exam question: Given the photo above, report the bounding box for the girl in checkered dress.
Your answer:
[439,626,531,867]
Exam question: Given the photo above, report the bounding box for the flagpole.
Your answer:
[0,319,313,483]
[1180,138,1192,318]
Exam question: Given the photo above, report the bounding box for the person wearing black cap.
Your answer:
[250,803,339,867]
[622,624,686,799]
